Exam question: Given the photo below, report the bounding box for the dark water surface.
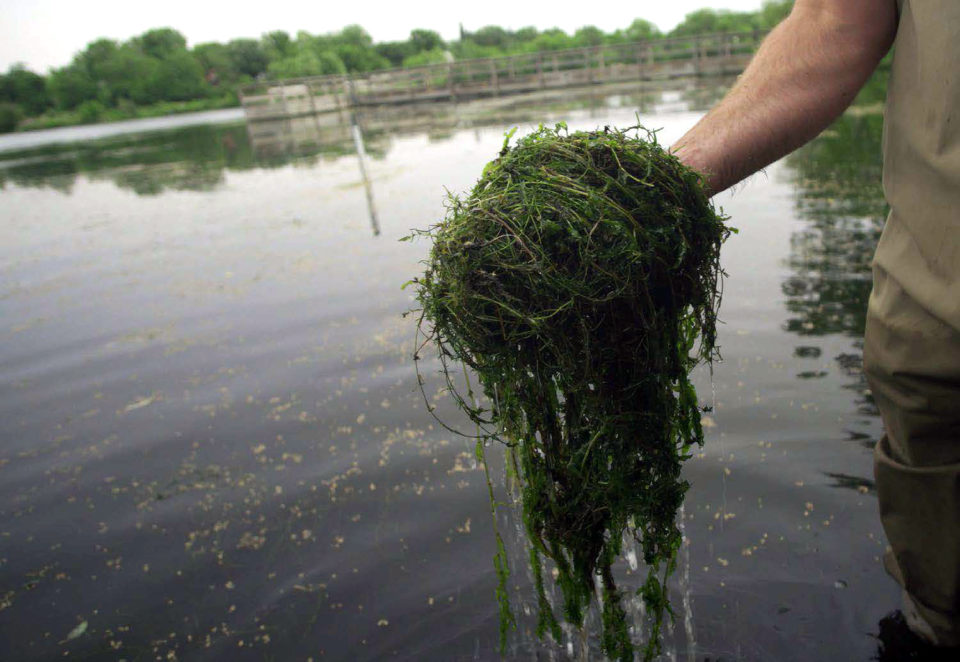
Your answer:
[1,84,895,661]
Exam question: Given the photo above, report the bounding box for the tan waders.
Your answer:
[865,0,960,646]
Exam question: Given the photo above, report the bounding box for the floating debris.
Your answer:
[65,620,88,641]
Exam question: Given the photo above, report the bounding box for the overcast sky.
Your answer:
[1,0,767,73]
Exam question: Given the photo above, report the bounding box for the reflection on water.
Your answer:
[782,112,886,339]
[0,79,726,200]
[0,122,365,196]
[0,82,899,661]
[824,471,877,494]
[782,111,886,427]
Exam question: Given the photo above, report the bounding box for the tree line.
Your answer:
[0,2,793,133]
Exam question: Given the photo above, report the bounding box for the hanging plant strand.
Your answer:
[404,122,733,661]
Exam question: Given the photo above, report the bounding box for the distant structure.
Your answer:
[240,31,765,123]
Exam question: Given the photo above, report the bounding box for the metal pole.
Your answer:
[350,113,381,237]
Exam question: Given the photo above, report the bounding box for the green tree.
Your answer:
[528,29,574,52]
[77,99,105,123]
[111,48,157,104]
[409,29,444,53]
[147,50,206,101]
[321,25,389,72]
[333,43,390,72]
[227,39,269,78]
[0,64,50,115]
[47,65,97,110]
[670,9,762,37]
[47,29,208,109]
[0,102,23,132]
[402,48,448,68]
[78,38,120,77]
[133,28,188,59]
[336,25,374,48]
[515,27,539,44]
[269,48,345,78]
[9,7,795,127]
[470,25,510,49]
[450,40,501,59]
[262,31,295,61]
[375,41,415,67]
[760,1,793,28]
[193,42,233,83]
[624,19,661,42]
[573,26,604,47]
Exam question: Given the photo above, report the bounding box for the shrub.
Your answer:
[0,102,23,133]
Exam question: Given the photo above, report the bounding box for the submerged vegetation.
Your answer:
[407,124,732,659]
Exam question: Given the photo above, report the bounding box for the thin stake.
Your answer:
[351,113,381,237]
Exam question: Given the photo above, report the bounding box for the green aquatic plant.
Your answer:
[405,122,732,660]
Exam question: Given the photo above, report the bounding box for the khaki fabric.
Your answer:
[866,271,960,644]
[866,0,960,645]
[877,0,960,326]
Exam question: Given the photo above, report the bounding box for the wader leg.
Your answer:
[865,268,960,646]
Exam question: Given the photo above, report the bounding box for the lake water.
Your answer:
[0,82,896,660]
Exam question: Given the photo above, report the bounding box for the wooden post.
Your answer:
[347,75,359,108]
[279,83,289,119]
[306,80,319,116]
[695,35,702,76]
[333,78,346,123]
[490,59,499,96]
[536,53,545,89]
[447,63,457,101]
[307,80,325,137]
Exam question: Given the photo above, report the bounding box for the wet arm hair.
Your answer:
[670,0,898,195]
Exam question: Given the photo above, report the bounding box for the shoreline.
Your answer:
[13,97,240,134]
[0,107,246,155]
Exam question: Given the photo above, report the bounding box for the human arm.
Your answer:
[670,0,898,195]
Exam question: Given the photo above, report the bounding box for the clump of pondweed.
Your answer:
[404,122,732,661]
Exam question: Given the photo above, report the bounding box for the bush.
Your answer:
[402,48,449,68]
[115,97,137,117]
[0,102,23,133]
[77,99,106,124]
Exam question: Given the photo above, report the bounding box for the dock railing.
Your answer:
[240,31,766,122]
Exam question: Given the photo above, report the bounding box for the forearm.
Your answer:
[671,0,897,194]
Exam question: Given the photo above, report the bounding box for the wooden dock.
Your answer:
[240,31,764,122]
